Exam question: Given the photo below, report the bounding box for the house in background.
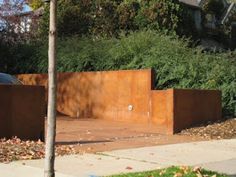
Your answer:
[179,0,236,49]
[13,7,43,34]
[0,6,43,43]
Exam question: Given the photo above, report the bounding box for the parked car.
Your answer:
[0,73,23,85]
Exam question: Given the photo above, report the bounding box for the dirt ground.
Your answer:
[55,116,206,153]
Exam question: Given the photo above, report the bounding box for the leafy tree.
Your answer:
[40,0,94,37]
[28,0,44,10]
[39,0,193,37]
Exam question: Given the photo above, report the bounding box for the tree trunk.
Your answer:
[44,0,57,176]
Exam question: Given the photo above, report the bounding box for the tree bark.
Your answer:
[44,0,57,176]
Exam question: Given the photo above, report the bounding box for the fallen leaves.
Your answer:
[173,172,183,177]
[180,118,236,139]
[125,166,133,170]
[179,166,190,174]
[159,169,166,175]
[0,137,76,163]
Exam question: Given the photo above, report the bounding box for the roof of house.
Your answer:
[179,0,203,8]
[15,7,43,17]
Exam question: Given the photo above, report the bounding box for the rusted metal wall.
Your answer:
[17,69,153,123]
[151,89,222,134]
[173,89,222,133]
[151,89,174,134]
[0,85,45,140]
[17,69,222,134]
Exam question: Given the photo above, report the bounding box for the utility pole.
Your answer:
[44,0,57,176]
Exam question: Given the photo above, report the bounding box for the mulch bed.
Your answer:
[0,137,77,163]
[179,118,236,139]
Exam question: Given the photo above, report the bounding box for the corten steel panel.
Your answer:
[0,85,45,140]
[0,86,11,138]
[151,89,174,134]
[17,73,48,101]
[17,69,152,123]
[129,70,153,123]
[173,89,222,133]
[151,89,222,134]
[17,71,222,134]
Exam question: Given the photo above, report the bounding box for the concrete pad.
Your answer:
[102,139,236,166]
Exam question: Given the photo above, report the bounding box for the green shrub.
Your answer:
[0,41,41,74]
[34,31,236,117]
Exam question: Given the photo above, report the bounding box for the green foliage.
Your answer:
[0,41,41,74]
[40,0,93,37]
[28,0,44,10]
[34,31,236,117]
[135,0,182,31]
[39,0,193,37]
[90,0,120,37]
[117,1,140,32]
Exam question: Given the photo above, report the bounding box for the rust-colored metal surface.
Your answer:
[17,69,222,134]
[151,89,174,134]
[55,116,206,153]
[0,85,45,140]
[173,89,222,133]
[17,69,153,123]
[151,89,222,133]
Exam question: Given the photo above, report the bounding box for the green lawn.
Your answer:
[106,166,228,177]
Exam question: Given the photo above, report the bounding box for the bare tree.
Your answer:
[44,0,57,176]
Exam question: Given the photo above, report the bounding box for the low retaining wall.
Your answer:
[17,69,222,134]
[151,89,222,134]
[0,85,45,140]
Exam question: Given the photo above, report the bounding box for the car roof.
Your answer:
[0,73,22,85]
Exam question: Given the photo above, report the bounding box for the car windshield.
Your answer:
[0,73,22,85]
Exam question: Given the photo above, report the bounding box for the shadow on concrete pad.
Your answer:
[56,140,113,145]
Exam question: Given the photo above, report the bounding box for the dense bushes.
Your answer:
[39,0,193,37]
[31,31,236,117]
[0,41,40,74]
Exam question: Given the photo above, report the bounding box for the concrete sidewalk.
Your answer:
[1,139,236,177]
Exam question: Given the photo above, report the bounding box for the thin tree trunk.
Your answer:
[44,0,57,176]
